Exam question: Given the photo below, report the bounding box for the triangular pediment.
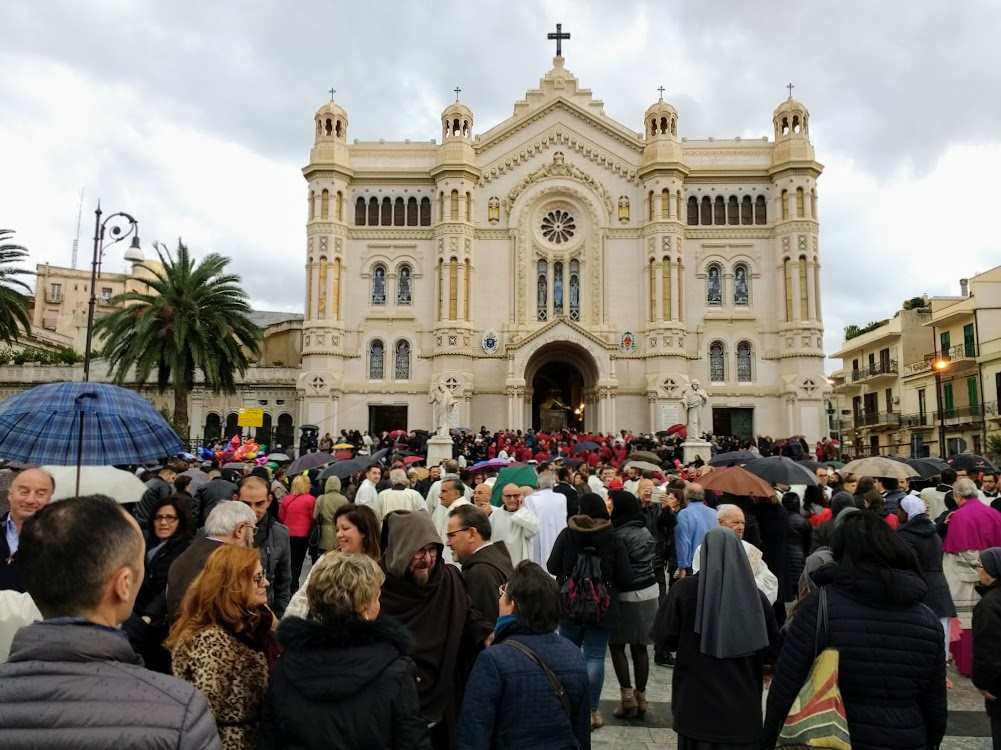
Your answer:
[507,318,613,352]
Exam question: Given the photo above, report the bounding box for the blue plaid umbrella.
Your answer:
[0,381,182,466]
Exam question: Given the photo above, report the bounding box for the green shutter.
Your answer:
[943,383,954,418]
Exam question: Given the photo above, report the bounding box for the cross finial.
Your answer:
[454,86,461,102]
[547,22,571,57]
[329,87,336,101]
[657,85,665,100]
[786,82,794,98]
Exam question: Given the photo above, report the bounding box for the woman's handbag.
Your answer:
[307,502,322,550]
[776,587,851,749]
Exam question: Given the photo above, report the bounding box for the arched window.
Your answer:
[372,265,386,305]
[355,197,366,225]
[394,339,411,379]
[714,196,725,225]
[275,413,294,452]
[407,197,418,226]
[741,195,752,225]
[537,259,548,321]
[318,257,328,316]
[449,259,458,320]
[554,261,564,317]
[320,189,329,220]
[727,196,739,225]
[736,341,753,382]
[465,192,472,222]
[781,190,789,220]
[437,259,444,319]
[662,189,670,219]
[308,191,315,221]
[661,256,672,321]
[648,191,654,221]
[784,258,794,321]
[649,259,657,321]
[450,190,459,221]
[687,196,699,225]
[368,197,379,225]
[796,187,805,218]
[709,341,726,382]
[332,258,341,318]
[335,191,343,221]
[464,260,471,320]
[754,195,767,224]
[569,259,580,321]
[733,263,749,306]
[225,412,239,440]
[394,197,405,226]
[700,196,712,225]
[707,264,722,306]
[438,192,444,222]
[420,197,431,226]
[335,120,342,138]
[799,255,809,319]
[397,265,412,305]
[381,197,392,225]
[203,412,221,442]
[369,340,385,380]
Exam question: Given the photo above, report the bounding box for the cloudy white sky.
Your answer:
[2,1,999,367]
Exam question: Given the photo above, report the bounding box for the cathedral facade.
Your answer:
[297,55,827,440]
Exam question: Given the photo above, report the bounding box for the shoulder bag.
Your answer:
[501,639,572,720]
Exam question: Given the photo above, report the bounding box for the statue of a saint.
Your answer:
[537,271,547,310]
[734,266,748,305]
[569,274,579,308]
[682,379,709,438]
[373,267,386,304]
[398,267,411,305]
[428,381,456,437]
[707,266,721,305]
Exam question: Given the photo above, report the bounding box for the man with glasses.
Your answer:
[488,483,539,566]
[433,478,471,567]
[379,510,493,750]
[166,500,257,621]
[446,504,512,622]
[236,475,292,617]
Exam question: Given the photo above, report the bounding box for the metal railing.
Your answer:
[855,411,902,428]
[850,359,898,382]
[933,404,984,422]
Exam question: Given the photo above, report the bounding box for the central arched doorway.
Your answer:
[524,341,599,432]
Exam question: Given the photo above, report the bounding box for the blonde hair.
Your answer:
[165,545,262,650]
[307,552,384,622]
[290,474,312,495]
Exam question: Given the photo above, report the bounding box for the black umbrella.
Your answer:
[888,456,945,480]
[574,442,600,454]
[708,450,758,467]
[947,454,1000,474]
[370,447,389,464]
[743,456,817,486]
[288,452,335,474]
[319,458,368,481]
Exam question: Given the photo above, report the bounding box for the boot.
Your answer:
[590,709,604,730]
[635,690,648,720]
[612,687,637,718]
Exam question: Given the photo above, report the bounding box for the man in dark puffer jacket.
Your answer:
[763,511,947,750]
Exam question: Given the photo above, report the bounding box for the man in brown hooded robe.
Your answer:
[380,510,493,750]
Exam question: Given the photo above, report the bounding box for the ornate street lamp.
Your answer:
[83,202,142,382]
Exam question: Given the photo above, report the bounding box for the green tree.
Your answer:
[96,240,262,439]
[0,229,33,344]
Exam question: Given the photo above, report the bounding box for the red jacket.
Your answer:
[279,493,317,538]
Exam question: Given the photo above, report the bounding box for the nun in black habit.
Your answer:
[651,526,781,750]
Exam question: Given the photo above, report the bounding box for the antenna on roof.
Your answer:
[71,187,85,269]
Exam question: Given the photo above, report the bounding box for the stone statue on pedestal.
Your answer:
[682,379,708,438]
[428,381,456,438]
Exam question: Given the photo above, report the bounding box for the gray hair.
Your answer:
[954,477,980,500]
[537,472,555,490]
[204,500,257,536]
[389,468,408,485]
[716,504,742,522]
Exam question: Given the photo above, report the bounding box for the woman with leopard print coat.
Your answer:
[167,545,280,750]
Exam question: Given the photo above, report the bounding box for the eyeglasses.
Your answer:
[445,527,471,540]
[498,583,509,598]
[502,493,521,499]
[413,546,438,560]
[153,514,179,523]
[241,522,257,534]
[253,572,267,586]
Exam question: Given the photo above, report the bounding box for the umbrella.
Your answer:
[708,450,758,467]
[490,465,539,507]
[333,442,354,449]
[288,452,334,474]
[389,429,407,438]
[267,452,291,462]
[947,454,1000,474]
[574,442,599,454]
[744,456,818,486]
[403,455,424,464]
[563,458,584,468]
[222,461,248,470]
[43,465,148,505]
[841,456,918,480]
[665,423,688,439]
[471,458,511,471]
[797,459,822,472]
[623,459,662,473]
[370,447,390,464]
[822,460,846,469]
[698,466,775,498]
[887,456,946,481]
[413,466,430,480]
[319,458,368,481]
[334,450,354,460]
[627,450,662,464]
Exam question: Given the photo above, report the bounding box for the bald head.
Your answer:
[687,483,706,504]
[501,483,521,512]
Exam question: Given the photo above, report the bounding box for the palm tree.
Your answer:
[96,240,262,439]
[0,229,33,344]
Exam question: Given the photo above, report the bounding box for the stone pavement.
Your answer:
[590,652,993,749]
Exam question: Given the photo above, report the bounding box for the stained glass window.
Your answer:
[369,340,384,380]
[540,210,575,244]
[737,341,752,382]
[709,342,725,382]
[395,340,410,379]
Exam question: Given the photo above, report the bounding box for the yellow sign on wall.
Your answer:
[237,408,264,427]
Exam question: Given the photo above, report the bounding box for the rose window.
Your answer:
[540,210,576,244]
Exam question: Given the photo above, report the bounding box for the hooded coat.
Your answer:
[314,477,348,552]
[763,565,948,750]
[460,541,514,624]
[378,511,493,740]
[259,615,429,750]
[973,579,1001,719]
[897,513,956,618]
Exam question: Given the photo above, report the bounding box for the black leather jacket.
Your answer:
[615,520,656,592]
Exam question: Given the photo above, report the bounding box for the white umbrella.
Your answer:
[43,465,149,505]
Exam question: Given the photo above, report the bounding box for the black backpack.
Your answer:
[560,546,611,624]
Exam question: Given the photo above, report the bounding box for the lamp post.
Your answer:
[934,357,948,458]
[83,202,143,382]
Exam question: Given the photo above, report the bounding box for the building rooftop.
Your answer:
[249,311,304,329]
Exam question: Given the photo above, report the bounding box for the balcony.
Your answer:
[44,290,62,304]
[985,401,1000,423]
[850,359,898,383]
[933,404,985,424]
[899,413,932,429]
[856,411,902,429]
[924,343,979,368]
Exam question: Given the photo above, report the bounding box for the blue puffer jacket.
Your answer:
[455,621,590,750]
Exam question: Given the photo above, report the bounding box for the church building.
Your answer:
[298,34,827,440]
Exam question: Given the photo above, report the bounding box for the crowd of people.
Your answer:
[0,426,1000,749]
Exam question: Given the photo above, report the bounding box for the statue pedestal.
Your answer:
[681,439,712,466]
[425,434,454,468]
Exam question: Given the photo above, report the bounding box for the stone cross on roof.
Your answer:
[548,23,570,57]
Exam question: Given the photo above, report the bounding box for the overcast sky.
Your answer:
[2,0,999,368]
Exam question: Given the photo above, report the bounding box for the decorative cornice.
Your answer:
[348,229,435,241]
[505,152,614,216]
